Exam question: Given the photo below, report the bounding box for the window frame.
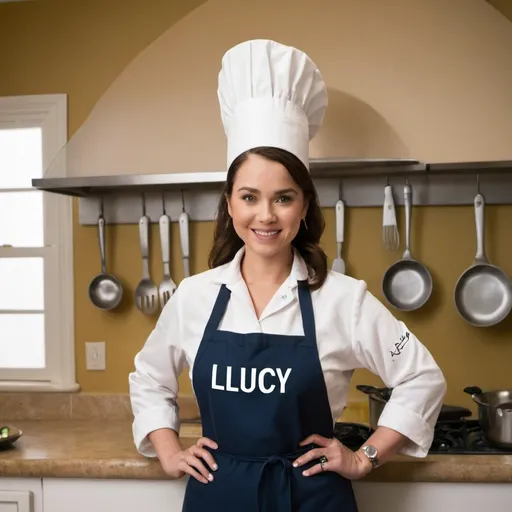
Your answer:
[0,94,77,392]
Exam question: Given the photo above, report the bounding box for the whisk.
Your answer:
[382,184,399,251]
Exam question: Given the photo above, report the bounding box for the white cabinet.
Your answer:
[353,481,512,512]
[0,479,43,512]
[42,477,187,512]
[37,477,512,512]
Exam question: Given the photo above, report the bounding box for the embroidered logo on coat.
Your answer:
[390,332,410,359]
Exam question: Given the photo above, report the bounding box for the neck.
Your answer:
[241,247,294,286]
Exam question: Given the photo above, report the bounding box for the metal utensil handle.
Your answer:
[403,184,412,259]
[139,215,150,277]
[179,211,190,277]
[474,193,487,263]
[179,211,189,258]
[183,257,190,278]
[335,200,344,243]
[98,215,107,274]
[159,214,170,265]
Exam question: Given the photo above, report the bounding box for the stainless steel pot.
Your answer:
[356,385,471,431]
[356,385,390,430]
[464,386,512,449]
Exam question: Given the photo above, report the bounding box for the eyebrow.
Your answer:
[237,187,298,195]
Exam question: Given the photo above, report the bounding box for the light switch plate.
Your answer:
[85,341,106,371]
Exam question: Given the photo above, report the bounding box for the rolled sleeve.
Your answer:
[350,281,447,458]
[377,402,435,457]
[129,286,187,458]
[132,406,180,458]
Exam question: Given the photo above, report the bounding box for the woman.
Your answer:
[129,39,447,511]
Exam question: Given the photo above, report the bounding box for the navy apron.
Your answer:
[182,280,358,512]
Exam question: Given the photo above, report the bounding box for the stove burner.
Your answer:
[333,422,372,452]
[333,419,512,454]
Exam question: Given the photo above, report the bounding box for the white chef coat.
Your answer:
[129,246,446,459]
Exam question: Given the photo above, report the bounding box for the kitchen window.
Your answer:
[0,94,77,391]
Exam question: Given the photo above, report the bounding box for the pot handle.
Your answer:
[463,386,483,396]
[463,386,488,407]
[497,404,512,417]
[356,385,378,395]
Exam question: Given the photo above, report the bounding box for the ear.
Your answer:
[301,198,310,220]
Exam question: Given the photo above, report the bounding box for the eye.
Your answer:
[276,195,293,203]
[241,194,256,202]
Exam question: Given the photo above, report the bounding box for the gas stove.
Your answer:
[333,419,512,455]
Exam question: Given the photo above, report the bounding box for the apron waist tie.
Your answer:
[218,445,314,512]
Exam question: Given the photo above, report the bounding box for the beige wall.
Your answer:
[1,0,512,416]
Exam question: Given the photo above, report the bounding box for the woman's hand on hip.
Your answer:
[293,433,372,480]
[160,437,219,484]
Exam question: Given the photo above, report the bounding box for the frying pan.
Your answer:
[454,193,512,327]
[382,183,433,311]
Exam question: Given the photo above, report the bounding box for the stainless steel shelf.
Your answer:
[31,158,512,198]
[32,158,426,197]
[426,160,512,173]
[30,158,512,224]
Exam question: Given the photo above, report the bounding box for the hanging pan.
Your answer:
[382,182,433,311]
[454,191,512,327]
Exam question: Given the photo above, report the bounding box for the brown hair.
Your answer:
[208,147,328,290]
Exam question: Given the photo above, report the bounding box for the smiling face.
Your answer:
[226,153,308,260]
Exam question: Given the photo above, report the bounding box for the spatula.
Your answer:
[332,199,345,274]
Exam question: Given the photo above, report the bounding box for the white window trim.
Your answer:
[0,94,78,392]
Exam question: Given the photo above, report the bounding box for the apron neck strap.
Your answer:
[297,280,316,341]
[203,284,231,340]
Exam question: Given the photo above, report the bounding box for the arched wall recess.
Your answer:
[33,0,512,223]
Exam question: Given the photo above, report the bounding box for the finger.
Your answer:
[299,433,332,448]
[303,461,331,477]
[293,448,327,468]
[190,445,218,471]
[185,455,214,483]
[196,437,219,450]
[179,460,210,484]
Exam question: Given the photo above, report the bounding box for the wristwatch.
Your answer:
[361,445,380,469]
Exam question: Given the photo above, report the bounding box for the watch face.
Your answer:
[365,445,378,458]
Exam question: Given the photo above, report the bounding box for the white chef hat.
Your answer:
[217,39,328,171]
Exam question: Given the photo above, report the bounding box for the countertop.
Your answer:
[0,420,511,483]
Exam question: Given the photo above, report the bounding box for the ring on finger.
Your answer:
[319,455,328,471]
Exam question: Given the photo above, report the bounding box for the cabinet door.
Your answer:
[43,478,187,512]
[0,490,32,512]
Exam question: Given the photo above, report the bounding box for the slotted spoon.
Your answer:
[134,197,158,315]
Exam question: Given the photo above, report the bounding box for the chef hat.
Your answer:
[217,39,328,170]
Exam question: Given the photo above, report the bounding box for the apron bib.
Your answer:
[182,281,358,512]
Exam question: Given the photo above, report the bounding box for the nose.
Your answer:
[257,202,276,224]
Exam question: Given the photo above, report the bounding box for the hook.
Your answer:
[476,173,480,194]
[99,195,104,217]
[161,191,166,214]
[386,176,390,186]
[141,193,146,216]
[181,189,186,212]
[338,181,342,201]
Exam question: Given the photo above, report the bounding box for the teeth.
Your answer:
[254,230,279,237]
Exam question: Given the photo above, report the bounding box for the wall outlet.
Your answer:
[85,341,106,371]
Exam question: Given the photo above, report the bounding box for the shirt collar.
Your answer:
[215,245,309,290]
